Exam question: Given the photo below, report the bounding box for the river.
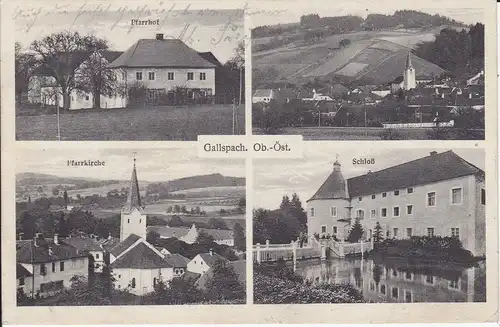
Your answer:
[293,257,486,303]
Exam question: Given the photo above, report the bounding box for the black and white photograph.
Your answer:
[253,146,485,303]
[15,147,246,305]
[251,5,485,140]
[15,3,245,140]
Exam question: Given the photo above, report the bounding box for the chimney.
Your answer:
[209,249,214,256]
[156,33,164,40]
[48,246,53,256]
[18,233,24,241]
[430,151,438,156]
[108,232,112,241]
[54,234,59,245]
[34,233,42,247]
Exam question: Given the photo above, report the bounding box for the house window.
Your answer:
[333,226,338,234]
[451,228,460,238]
[381,208,387,217]
[380,284,386,295]
[393,206,400,217]
[310,208,315,217]
[331,207,337,217]
[393,228,398,238]
[19,277,25,286]
[427,228,435,237]
[168,72,175,80]
[371,194,375,199]
[392,287,399,299]
[40,264,47,275]
[370,209,376,219]
[426,275,434,284]
[52,262,56,272]
[199,72,206,80]
[153,277,157,287]
[481,188,485,205]
[358,197,362,201]
[406,228,412,237]
[407,205,413,215]
[394,190,400,196]
[60,261,65,272]
[187,72,194,80]
[451,187,462,204]
[321,225,327,233]
[386,229,391,238]
[407,187,414,194]
[148,72,155,80]
[382,192,387,198]
[95,253,100,260]
[356,209,364,219]
[427,192,436,206]
[131,278,136,288]
[85,95,90,101]
[136,72,143,80]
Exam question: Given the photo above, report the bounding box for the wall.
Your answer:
[19,256,89,297]
[474,174,486,256]
[125,68,215,94]
[120,208,147,241]
[187,255,210,274]
[113,267,174,295]
[307,198,350,239]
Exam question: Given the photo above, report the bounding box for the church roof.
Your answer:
[122,160,143,213]
[405,51,413,69]
[346,151,482,197]
[110,242,172,269]
[109,233,141,258]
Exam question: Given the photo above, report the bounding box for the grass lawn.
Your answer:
[16,104,245,141]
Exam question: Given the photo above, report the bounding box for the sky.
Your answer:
[16,146,245,183]
[14,2,244,63]
[254,146,485,210]
[247,1,484,27]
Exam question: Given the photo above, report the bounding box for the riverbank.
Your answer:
[253,262,364,304]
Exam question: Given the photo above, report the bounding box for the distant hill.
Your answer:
[146,173,245,197]
[16,173,122,189]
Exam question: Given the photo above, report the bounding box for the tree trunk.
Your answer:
[94,89,101,109]
[62,91,70,111]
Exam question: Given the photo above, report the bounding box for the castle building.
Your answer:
[403,52,416,90]
[306,151,485,256]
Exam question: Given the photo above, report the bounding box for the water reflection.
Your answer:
[293,257,486,303]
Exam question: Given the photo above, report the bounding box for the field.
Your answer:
[16,104,245,141]
[253,127,485,140]
[170,186,246,198]
[252,29,442,85]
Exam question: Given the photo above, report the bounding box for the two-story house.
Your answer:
[306,151,485,256]
[108,34,217,104]
[16,234,89,298]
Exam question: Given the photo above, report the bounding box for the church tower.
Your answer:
[120,158,147,241]
[403,51,416,90]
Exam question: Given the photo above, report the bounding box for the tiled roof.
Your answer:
[198,253,229,267]
[147,226,190,238]
[109,234,141,258]
[195,260,246,289]
[197,52,222,67]
[17,263,32,278]
[347,151,482,197]
[308,162,349,202]
[108,39,216,68]
[17,238,87,264]
[253,89,273,98]
[63,237,103,253]
[122,163,143,213]
[200,228,233,241]
[101,51,123,63]
[163,253,189,267]
[110,242,172,269]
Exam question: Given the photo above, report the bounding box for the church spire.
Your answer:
[405,51,413,69]
[125,156,141,210]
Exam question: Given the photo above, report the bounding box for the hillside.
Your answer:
[146,173,245,196]
[16,173,123,190]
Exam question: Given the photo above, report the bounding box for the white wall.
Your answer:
[120,208,147,241]
[113,267,174,295]
[187,255,210,274]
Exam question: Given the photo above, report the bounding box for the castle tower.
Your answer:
[403,51,416,90]
[120,158,147,241]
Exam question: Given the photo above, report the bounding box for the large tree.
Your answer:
[30,31,109,110]
[15,42,38,106]
[204,259,245,301]
[232,222,246,251]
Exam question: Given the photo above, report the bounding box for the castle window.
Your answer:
[407,187,414,194]
[381,208,387,218]
[333,226,338,234]
[380,284,386,295]
[451,187,462,204]
[370,209,376,219]
[356,209,364,219]
[128,219,130,223]
[321,225,327,233]
[330,207,337,217]
[427,228,435,237]
[393,206,400,217]
[405,290,413,303]
[407,205,413,215]
[393,228,398,238]
[310,208,315,217]
[168,72,175,80]
[187,72,194,80]
[451,228,460,238]
[148,72,155,80]
[382,192,387,198]
[481,188,485,205]
[406,228,412,237]
[136,72,143,80]
[427,192,436,207]
[371,194,375,199]
[392,287,399,299]
[394,190,400,196]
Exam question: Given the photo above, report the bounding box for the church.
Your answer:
[108,159,190,295]
[306,151,485,256]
